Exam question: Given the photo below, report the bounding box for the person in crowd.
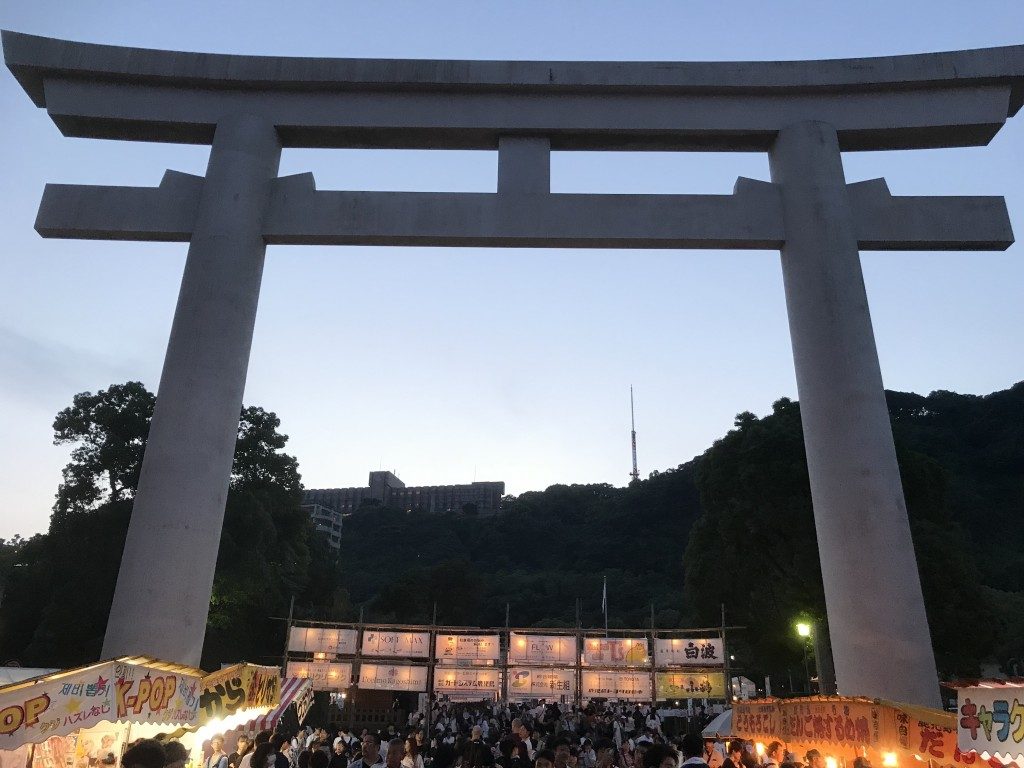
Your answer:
[431,745,458,768]
[511,719,534,763]
[330,740,349,768]
[249,743,275,768]
[351,734,384,768]
[496,738,519,768]
[679,735,708,768]
[123,741,167,768]
[723,743,744,768]
[551,739,572,768]
[703,741,723,768]
[464,726,494,768]
[594,738,616,768]
[764,743,785,768]
[804,751,824,768]
[579,740,597,768]
[229,737,252,768]
[311,750,330,768]
[401,736,423,768]
[298,752,312,768]
[642,744,679,768]
[535,750,557,768]
[207,737,229,768]
[634,741,651,768]
[164,743,189,768]
[385,741,404,768]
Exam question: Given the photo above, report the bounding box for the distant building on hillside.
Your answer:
[301,502,343,552]
[305,470,505,517]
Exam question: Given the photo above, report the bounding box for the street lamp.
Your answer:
[796,623,811,638]
[795,622,812,693]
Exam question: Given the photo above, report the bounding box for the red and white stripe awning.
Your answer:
[241,677,314,733]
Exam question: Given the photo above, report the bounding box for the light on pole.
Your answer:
[796,622,813,693]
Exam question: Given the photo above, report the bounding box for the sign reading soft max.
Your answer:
[0,659,203,750]
[199,664,280,723]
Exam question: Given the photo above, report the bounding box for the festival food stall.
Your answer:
[0,657,204,768]
[733,696,966,768]
[187,664,281,763]
[949,679,1024,768]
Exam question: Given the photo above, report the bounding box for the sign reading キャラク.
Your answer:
[361,631,430,658]
[508,634,578,665]
[435,635,501,662]
[582,638,649,666]
[654,638,724,666]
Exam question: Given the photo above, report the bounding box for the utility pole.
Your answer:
[282,594,295,673]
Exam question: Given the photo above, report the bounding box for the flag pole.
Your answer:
[603,575,609,637]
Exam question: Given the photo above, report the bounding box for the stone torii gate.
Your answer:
[4,31,1022,707]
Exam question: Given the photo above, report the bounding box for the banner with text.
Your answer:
[436,634,501,662]
[654,638,724,666]
[508,634,578,665]
[361,631,430,658]
[0,660,203,750]
[956,686,1024,764]
[288,627,358,656]
[582,638,649,667]
[655,671,726,700]
[286,662,353,692]
[507,667,575,699]
[200,664,280,722]
[358,664,428,692]
[433,668,501,696]
[581,671,651,701]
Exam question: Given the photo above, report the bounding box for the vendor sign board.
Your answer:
[508,634,577,665]
[357,664,427,692]
[582,638,649,667]
[433,668,500,695]
[288,627,358,656]
[655,671,725,699]
[436,634,500,662]
[956,685,1024,764]
[507,668,575,699]
[581,671,651,701]
[0,658,203,750]
[200,664,279,722]
[285,662,352,692]
[361,631,430,658]
[654,638,724,666]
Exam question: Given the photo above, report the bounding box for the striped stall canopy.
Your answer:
[245,677,313,733]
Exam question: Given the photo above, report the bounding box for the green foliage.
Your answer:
[0,382,333,670]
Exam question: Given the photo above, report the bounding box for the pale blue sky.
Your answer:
[1,0,1022,539]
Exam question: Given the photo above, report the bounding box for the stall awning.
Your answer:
[0,656,205,749]
[243,678,312,733]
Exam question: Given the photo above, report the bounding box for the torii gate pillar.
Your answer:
[101,115,281,666]
[770,121,939,706]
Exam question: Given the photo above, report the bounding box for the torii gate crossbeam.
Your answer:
[5,30,1022,708]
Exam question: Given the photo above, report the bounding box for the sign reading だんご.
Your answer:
[435,634,500,661]
[508,634,578,665]
[655,671,726,699]
[654,638,724,666]
[361,631,430,658]
[0,659,203,750]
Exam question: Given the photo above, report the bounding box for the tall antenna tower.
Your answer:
[630,386,640,483]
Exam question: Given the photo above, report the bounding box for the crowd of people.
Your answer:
[108,700,861,768]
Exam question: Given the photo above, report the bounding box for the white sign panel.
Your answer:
[581,670,651,701]
[582,637,649,666]
[956,685,1024,764]
[286,661,352,692]
[508,633,578,664]
[361,631,430,658]
[358,664,428,692]
[654,638,724,666]
[433,668,501,695]
[436,634,501,662]
[507,667,575,699]
[288,627,359,655]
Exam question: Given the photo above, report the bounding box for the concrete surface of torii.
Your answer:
[4,30,1022,708]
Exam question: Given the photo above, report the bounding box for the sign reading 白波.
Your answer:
[582,638,649,666]
[361,631,430,658]
[508,634,577,664]
[288,627,358,656]
[435,634,500,661]
[654,638,724,666]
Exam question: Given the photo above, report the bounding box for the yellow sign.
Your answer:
[655,671,725,699]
